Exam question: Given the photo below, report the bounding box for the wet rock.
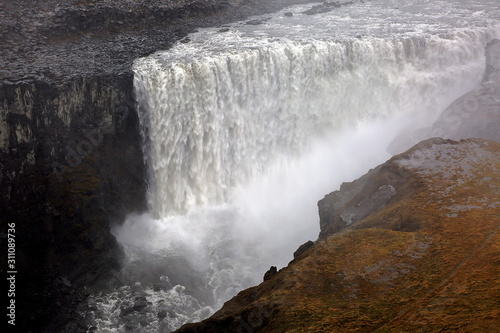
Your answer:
[246,19,265,25]
[1,1,319,332]
[157,309,167,319]
[318,167,411,236]
[303,4,332,15]
[325,1,342,8]
[124,322,136,330]
[61,277,72,287]
[120,304,135,317]
[302,0,357,15]
[120,297,150,317]
[132,296,149,311]
[426,84,500,144]
[482,39,500,84]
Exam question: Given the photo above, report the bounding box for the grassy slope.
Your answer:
[189,138,499,333]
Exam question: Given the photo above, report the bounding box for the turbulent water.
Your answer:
[85,1,500,332]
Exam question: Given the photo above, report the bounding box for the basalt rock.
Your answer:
[292,240,315,260]
[318,154,418,237]
[0,1,318,332]
[302,0,358,15]
[303,4,333,15]
[263,266,278,281]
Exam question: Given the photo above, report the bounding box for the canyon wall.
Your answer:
[0,1,315,332]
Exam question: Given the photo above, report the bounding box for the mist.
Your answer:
[87,1,500,332]
[112,105,465,311]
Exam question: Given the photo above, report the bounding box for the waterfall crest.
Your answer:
[86,1,500,332]
[134,30,492,217]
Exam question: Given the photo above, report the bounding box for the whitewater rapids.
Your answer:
[85,1,500,332]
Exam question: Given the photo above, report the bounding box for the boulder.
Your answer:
[263,266,278,281]
[292,240,315,260]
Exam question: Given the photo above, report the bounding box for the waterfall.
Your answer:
[134,31,492,217]
[87,1,500,332]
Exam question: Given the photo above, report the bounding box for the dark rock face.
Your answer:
[318,157,418,236]
[303,4,333,15]
[292,240,315,260]
[302,0,358,15]
[0,0,318,332]
[263,266,278,281]
[340,184,396,225]
[0,73,148,332]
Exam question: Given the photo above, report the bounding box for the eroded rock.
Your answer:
[0,1,319,332]
[340,185,396,225]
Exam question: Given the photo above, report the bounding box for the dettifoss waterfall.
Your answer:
[85,1,500,332]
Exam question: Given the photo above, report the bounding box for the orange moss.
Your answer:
[178,139,500,333]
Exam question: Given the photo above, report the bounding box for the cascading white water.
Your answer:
[134,33,493,217]
[86,1,500,332]
[134,11,500,217]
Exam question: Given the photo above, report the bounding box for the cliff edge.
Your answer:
[0,1,316,332]
[174,37,500,333]
[175,137,500,332]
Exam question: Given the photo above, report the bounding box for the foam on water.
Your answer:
[86,1,500,332]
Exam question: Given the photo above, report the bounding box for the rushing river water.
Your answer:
[85,1,500,332]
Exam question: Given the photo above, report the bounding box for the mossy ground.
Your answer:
[184,139,499,333]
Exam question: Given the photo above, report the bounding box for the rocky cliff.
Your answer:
[175,137,500,332]
[0,1,316,332]
[2,1,497,332]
